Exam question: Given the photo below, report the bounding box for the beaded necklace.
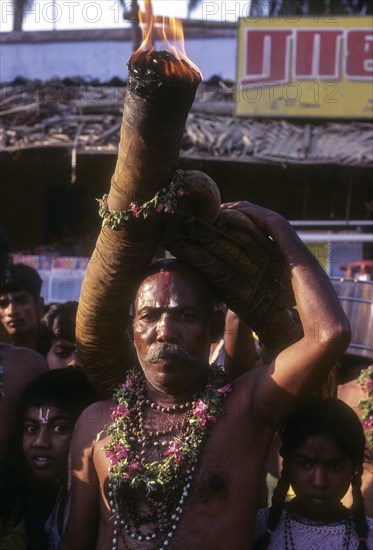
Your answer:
[104,367,231,550]
[284,510,353,550]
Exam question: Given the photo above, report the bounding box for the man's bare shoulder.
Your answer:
[230,364,265,395]
[1,344,47,397]
[338,379,366,405]
[70,400,113,481]
[0,344,47,445]
[74,399,113,445]
[229,363,281,423]
[1,343,47,374]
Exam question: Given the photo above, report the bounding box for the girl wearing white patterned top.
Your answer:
[253,399,373,550]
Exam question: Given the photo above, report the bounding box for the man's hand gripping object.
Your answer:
[164,170,295,333]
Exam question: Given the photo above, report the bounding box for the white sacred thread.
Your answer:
[38,407,50,424]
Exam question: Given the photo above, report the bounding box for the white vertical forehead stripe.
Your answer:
[38,407,50,424]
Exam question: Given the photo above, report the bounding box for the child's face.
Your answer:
[22,405,75,483]
[288,434,354,520]
[47,339,83,370]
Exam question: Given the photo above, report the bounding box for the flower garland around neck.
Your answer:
[103,367,232,495]
[357,365,373,451]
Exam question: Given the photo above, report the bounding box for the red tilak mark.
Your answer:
[158,271,173,305]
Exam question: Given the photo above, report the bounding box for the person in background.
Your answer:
[209,305,258,379]
[0,264,44,352]
[338,357,373,517]
[20,368,98,550]
[39,301,82,370]
[0,230,47,548]
[0,344,47,549]
[253,399,373,549]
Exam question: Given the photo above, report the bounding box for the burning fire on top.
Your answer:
[130,0,202,86]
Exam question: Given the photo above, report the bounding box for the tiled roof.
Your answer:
[1,79,372,167]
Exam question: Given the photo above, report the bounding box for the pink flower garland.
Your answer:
[103,369,232,489]
[97,169,187,230]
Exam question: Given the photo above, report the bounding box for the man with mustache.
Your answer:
[61,202,350,550]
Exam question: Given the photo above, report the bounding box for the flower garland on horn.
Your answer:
[97,170,186,230]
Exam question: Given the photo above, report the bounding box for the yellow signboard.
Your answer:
[236,16,373,119]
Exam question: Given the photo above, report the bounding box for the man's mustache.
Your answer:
[145,343,193,363]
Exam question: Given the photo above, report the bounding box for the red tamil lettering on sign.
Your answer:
[240,27,373,85]
[345,30,373,79]
[294,30,344,78]
[241,29,292,85]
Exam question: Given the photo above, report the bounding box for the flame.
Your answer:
[132,0,202,82]
[137,0,154,54]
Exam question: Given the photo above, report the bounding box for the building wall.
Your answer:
[0,26,237,83]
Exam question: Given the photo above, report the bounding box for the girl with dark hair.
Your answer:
[253,399,373,550]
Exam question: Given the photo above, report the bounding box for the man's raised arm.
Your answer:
[225,201,351,422]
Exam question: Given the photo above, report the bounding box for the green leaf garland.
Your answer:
[97,169,186,230]
[103,367,232,495]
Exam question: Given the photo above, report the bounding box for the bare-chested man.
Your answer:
[60,201,350,550]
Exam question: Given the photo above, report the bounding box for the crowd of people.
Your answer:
[0,199,372,549]
[0,195,373,550]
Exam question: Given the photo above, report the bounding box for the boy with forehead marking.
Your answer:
[61,202,351,550]
[20,368,99,549]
